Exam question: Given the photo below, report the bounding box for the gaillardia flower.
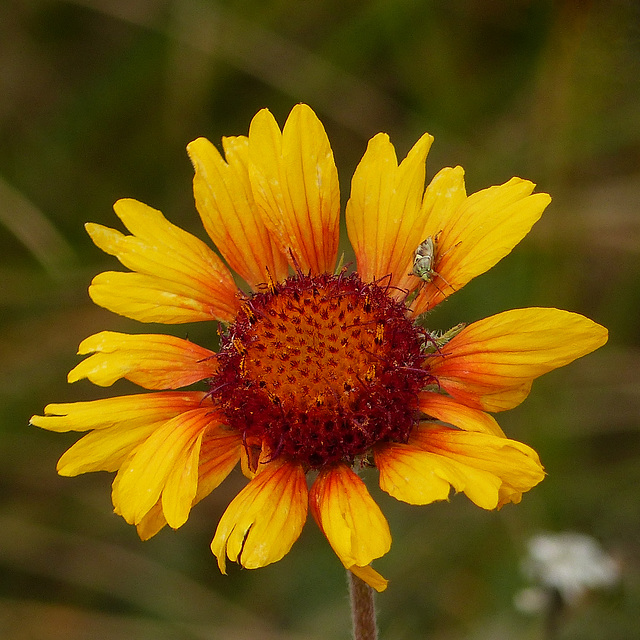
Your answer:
[31,104,607,591]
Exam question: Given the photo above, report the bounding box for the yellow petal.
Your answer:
[309,464,391,570]
[194,426,243,504]
[56,420,163,475]
[135,500,167,540]
[431,307,609,411]
[68,331,217,389]
[376,443,455,506]
[89,271,227,324]
[377,426,544,509]
[112,407,218,528]
[248,104,340,274]
[345,132,434,290]
[211,459,308,573]
[30,391,206,433]
[412,177,551,314]
[161,431,205,529]
[411,426,545,508]
[418,166,468,241]
[188,136,288,288]
[418,391,505,436]
[135,425,242,541]
[86,199,239,323]
[349,565,389,593]
[407,166,466,308]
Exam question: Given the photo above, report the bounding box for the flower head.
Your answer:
[31,104,608,591]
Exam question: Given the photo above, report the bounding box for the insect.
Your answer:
[412,236,437,282]
[408,234,456,299]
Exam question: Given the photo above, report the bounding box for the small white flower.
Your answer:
[522,532,619,605]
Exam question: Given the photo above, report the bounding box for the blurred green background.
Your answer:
[1,1,639,638]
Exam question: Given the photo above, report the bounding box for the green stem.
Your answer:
[347,571,378,640]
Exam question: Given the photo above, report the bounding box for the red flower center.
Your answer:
[211,272,431,469]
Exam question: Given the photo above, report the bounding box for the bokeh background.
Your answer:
[2,1,639,638]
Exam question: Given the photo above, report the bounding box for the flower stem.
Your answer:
[347,571,378,640]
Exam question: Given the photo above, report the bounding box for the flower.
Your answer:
[31,104,608,592]
[518,532,620,608]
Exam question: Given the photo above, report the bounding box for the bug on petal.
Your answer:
[410,235,457,299]
[412,236,437,282]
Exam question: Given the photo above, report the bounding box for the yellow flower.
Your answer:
[31,104,607,592]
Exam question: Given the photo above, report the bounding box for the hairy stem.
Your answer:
[348,571,378,640]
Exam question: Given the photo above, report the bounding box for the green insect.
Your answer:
[409,235,456,297]
[411,236,437,282]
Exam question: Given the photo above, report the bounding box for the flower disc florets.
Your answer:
[211,271,431,469]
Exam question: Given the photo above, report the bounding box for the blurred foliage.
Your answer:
[2,0,640,638]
